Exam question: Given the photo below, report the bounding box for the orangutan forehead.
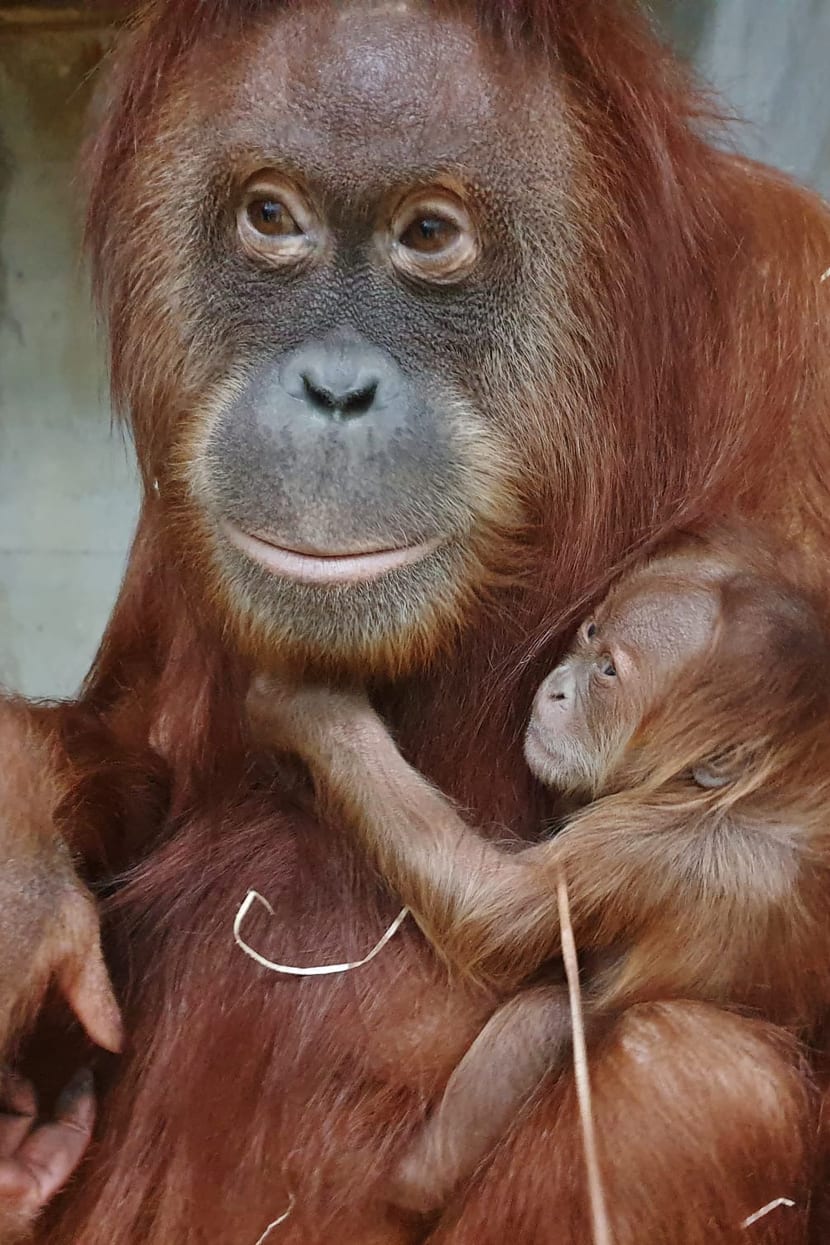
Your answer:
[601,579,720,671]
[192,0,561,190]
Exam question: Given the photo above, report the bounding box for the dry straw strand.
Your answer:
[741,1198,796,1229]
[253,1193,295,1244]
[234,890,409,976]
[557,872,613,1245]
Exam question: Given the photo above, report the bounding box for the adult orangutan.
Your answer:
[1,0,829,1241]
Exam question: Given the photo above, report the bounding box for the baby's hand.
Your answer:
[246,673,373,761]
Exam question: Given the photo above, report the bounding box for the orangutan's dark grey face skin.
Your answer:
[156,0,578,669]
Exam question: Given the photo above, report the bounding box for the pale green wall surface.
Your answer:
[0,27,139,699]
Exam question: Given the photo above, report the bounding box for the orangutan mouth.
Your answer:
[223,523,443,585]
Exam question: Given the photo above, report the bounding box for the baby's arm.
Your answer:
[247,675,558,988]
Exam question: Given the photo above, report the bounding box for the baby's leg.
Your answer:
[389,986,571,1216]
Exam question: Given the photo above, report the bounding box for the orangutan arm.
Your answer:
[247,676,560,987]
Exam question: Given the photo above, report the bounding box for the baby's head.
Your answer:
[524,535,830,805]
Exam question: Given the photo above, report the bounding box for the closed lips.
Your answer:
[224,523,442,584]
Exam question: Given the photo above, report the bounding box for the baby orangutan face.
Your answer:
[524,560,722,796]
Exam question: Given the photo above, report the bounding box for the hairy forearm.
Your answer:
[250,681,564,986]
[307,711,561,987]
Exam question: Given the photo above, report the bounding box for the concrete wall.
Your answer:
[0,23,139,700]
[0,4,828,699]
[658,0,830,198]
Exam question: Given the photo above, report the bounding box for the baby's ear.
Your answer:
[691,757,735,790]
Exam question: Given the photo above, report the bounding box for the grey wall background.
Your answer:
[0,19,135,700]
[658,0,830,194]
[1,2,829,700]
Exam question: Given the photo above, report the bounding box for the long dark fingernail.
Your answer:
[56,1068,95,1113]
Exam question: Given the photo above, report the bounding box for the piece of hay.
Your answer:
[741,1198,796,1229]
[234,890,409,976]
[254,1193,295,1244]
[557,873,613,1245]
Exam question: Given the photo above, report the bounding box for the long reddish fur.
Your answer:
[11,0,830,1240]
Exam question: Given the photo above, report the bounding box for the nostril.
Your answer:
[302,373,337,412]
[342,381,378,415]
[550,692,567,702]
[301,374,378,419]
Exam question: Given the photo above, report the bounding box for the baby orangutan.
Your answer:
[249,530,830,1215]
